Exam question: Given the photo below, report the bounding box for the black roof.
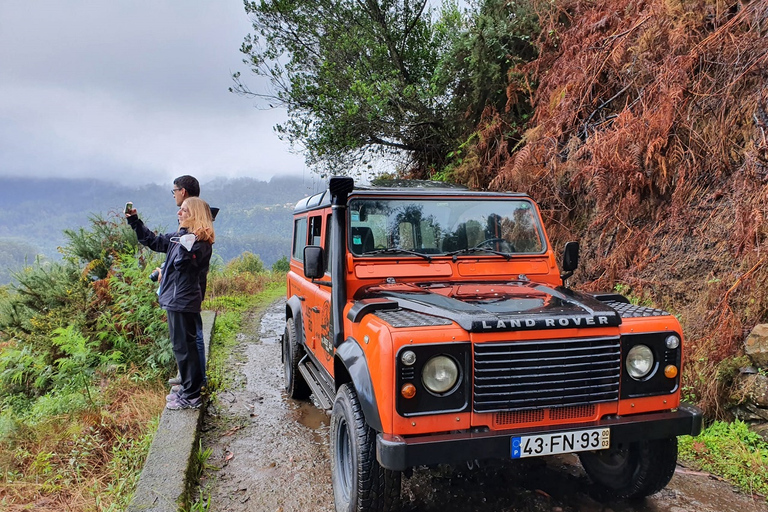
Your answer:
[293,180,530,214]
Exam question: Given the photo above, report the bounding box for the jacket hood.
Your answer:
[359,281,621,333]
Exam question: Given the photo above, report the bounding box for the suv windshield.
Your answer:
[348,197,546,257]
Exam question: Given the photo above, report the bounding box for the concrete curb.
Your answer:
[127,310,216,512]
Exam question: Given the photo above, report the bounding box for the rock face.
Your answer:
[745,324,768,368]
[733,324,768,441]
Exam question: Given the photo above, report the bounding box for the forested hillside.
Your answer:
[0,175,316,284]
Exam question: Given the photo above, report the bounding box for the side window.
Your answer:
[309,215,323,246]
[324,214,332,274]
[292,217,308,262]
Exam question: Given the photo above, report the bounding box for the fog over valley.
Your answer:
[0,175,320,284]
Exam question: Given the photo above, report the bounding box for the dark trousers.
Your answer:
[167,310,203,399]
[195,313,206,381]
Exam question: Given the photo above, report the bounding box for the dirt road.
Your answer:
[198,299,768,512]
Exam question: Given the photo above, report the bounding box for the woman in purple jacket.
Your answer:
[126,196,215,410]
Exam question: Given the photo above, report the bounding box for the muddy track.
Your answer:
[198,299,768,512]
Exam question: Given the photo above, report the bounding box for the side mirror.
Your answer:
[561,241,579,281]
[303,246,324,279]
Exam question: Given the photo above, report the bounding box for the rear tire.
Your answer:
[331,383,400,512]
[283,320,310,399]
[579,437,678,500]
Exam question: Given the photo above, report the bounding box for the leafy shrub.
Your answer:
[0,212,174,509]
[97,252,172,373]
[271,255,290,273]
[226,251,265,274]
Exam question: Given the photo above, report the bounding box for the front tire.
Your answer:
[579,437,678,500]
[283,320,310,399]
[331,383,400,512]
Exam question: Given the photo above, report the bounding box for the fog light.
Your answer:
[401,383,416,399]
[664,365,678,378]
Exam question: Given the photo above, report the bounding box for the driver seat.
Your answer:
[350,227,375,253]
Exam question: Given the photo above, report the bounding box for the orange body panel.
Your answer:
[288,188,689,443]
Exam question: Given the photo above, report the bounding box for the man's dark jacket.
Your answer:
[127,215,212,313]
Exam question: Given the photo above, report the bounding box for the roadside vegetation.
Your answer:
[680,420,768,497]
[1,0,767,505]
[0,213,286,511]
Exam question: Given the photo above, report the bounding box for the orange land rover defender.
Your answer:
[285,176,702,512]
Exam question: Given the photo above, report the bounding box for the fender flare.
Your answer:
[336,337,383,432]
[286,295,306,346]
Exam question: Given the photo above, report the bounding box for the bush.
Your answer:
[226,251,265,274]
[271,255,290,273]
[0,212,175,509]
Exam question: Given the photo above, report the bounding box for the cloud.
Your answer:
[0,0,306,185]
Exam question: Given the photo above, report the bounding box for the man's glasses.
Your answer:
[172,188,182,195]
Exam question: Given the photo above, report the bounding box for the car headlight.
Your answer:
[422,355,459,394]
[626,344,654,380]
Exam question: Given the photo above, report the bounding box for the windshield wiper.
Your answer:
[446,238,513,262]
[361,248,432,261]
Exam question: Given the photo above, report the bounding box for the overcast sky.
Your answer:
[0,1,307,186]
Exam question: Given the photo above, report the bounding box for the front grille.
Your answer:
[474,336,621,413]
[494,404,597,427]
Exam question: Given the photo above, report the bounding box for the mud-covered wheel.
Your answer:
[579,437,678,500]
[331,383,400,512]
[282,320,310,399]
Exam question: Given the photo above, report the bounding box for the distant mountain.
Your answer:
[0,175,322,284]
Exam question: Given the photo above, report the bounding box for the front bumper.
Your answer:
[376,403,702,471]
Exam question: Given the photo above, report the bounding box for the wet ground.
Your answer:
[198,299,768,512]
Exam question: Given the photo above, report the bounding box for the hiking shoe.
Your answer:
[168,374,182,386]
[165,385,183,401]
[166,396,202,410]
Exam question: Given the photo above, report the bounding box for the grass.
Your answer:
[203,273,285,394]
[680,420,768,497]
[0,377,164,511]
[0,268,285,512]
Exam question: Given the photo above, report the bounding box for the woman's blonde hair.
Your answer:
[180,197,215,243]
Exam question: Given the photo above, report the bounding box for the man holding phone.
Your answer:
[168,175,218,388]
[132,175,218,389]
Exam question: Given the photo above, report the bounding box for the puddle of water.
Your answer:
[294,400,330,430]
[289,400,330,445]
[259,303,285,345]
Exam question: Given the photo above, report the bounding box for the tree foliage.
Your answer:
[235,0,542,178]
[420,0,541,185]
[235,0,466,175]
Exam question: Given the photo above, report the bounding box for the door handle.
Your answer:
[310,306,320,313]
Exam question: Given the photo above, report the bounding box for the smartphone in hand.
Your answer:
[125,202,133,214]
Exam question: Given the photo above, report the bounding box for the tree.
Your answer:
[234,0,466,175]
[443,0,538,130]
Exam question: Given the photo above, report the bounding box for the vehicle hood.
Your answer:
[358,281,622,333]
